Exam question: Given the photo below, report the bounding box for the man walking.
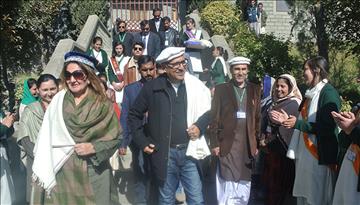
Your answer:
[120,55,157,205]
[134,20,161,58]
[128,47,211,205]
[209,56,261,205]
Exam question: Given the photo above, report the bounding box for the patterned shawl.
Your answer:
[63,89,119,143]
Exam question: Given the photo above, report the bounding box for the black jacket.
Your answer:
[133,32,161,58]
[128,74,210,182]
[159,28,180,50]
[149,18,164,33]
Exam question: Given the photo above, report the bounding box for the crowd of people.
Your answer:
[0,6,359,205]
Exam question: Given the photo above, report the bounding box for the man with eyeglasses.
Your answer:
[120,55,157,205]
[134,20,161,59]
[123,42,144,85]
[113,19,134,57]
[129,47,211,205]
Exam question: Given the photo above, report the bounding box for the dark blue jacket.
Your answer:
[120,80,144,148]
[247,6,258,23]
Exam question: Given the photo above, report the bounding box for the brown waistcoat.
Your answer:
[209,81,261,157]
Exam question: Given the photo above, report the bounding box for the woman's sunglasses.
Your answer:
[64,70,86,81]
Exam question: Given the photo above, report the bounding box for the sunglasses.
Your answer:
[64,70,86,81]
[118,26,125,28]
[133,47,143,51]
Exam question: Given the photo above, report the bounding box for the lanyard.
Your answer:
[233,86,246,105]
[118,33,126,42]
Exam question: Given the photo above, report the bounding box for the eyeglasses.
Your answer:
[118,26,125,29]
[64,70,86,81]
[133,47,143,51]
[167,60,188,70]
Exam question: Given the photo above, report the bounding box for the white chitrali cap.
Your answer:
[156,47,186,64]
[228,56,251,66]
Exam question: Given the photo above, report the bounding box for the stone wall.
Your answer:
[260,0,295,41]
[43,15,111,77]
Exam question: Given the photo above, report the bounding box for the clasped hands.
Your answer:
[269,109,296,128]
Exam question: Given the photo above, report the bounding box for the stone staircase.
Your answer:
[42,15,112,77]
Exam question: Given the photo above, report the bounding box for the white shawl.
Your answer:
[184,72,212,160]
[32,90,75,194]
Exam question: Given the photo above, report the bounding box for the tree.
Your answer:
[0,0,110,111]
[287,0,360,58]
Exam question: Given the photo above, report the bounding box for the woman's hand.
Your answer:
[1,113,15,128]
[269,109,289,124]
[331,111,357,135]
[112,82,124,91]
[74,143,95,156]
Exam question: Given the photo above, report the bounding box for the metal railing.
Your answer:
[111,0,179,31]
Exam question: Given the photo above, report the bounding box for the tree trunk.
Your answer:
[314,2,329,69]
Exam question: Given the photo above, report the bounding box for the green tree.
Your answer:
[200,1,240,36]
[1,0,110,111]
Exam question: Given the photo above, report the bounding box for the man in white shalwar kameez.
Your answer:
[209,57,261,205]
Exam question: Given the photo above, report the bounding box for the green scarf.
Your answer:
[21,79,38,105]
[63,89,119,143]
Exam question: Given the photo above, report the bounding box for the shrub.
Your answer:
[227,21,301,82]
[200,1,240,36]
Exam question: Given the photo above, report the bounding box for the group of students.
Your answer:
[0,8,359,205]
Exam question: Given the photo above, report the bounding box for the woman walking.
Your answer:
[32,51,121,205]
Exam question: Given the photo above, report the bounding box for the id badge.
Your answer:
[165,40,169,46]
[236,111,246,119]
[347,150,356,162]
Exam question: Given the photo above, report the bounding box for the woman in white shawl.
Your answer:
[261,74,302,205]
[271,56,341,205]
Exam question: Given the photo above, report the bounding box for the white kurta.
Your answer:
[216,168,251,205]
[287,80,335,205]
[291,131,335,205]
[332,144,360,205]
[109,56,130,104]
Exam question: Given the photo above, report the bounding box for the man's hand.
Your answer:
[331,111,357,135]
[187,124,200,140]
[143,144,155,154]
[1,113,15,128]
[74,143,95,156]
[212,147,220,156]
[119,147,127,155]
